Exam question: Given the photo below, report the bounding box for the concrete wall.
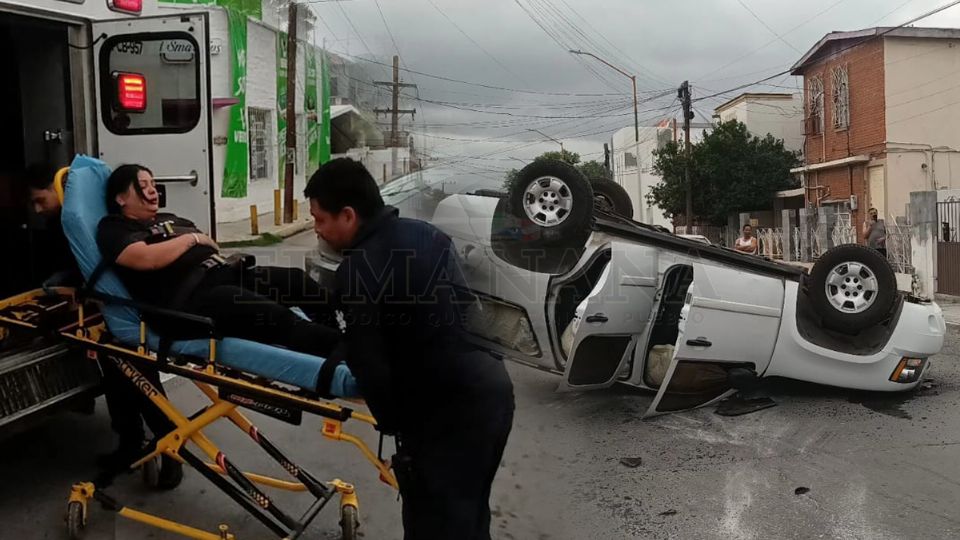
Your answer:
[717,95,804,153]
[884,37,960,218]
[611,124,707,228]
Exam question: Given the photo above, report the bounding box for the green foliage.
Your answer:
[502,150,609,190]
[647,120,800,225]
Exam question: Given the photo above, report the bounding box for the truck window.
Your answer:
[99,33,200,135]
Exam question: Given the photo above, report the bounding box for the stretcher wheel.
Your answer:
[142,456,160,488]
[339,504,359,540]
[66,501,86,539]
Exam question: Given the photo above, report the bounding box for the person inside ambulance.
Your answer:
[97,164,340,362]
[22,162,82,288]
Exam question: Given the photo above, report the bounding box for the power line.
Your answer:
[696,0,849,82]
[511,0,627,94]
[553,0,672,88]
[327,50,645,96]
[735,0,801,53]
[694,0,960,103]
[424,0,530,86]
[332,0,389,78]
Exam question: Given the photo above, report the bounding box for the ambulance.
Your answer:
[0,0,217,435]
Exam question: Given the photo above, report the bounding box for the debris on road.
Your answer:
[659,509,678,516]
[619,457,643,468]
[795,487,810,496]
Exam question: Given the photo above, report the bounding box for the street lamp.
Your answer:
[569,49,638,144]
[527,128,564,153]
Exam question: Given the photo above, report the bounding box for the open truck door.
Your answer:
[558,243,659,391]
[644,262,785,417]
[93,13,215,234]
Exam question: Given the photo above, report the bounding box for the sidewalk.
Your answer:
[935,294,960,326]
[216,201,313,246]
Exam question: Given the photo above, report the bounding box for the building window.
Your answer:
[832,65,850,130]
[330,76,339,96]
[806,75,824,135]
[248,108,272,181]
[624,151,638,168]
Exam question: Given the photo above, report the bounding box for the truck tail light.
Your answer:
[115,72,147,112]
[108,0,142,14]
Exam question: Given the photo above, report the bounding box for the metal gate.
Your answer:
[937,200,960,295]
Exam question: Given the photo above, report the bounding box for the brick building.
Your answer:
[790,27,960,231]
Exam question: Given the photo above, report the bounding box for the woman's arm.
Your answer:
[115,233,210,271]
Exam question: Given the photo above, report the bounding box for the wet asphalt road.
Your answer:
[1,235,958,539]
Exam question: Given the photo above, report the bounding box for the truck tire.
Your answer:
[507,160,593,247]
[590,177,634,218]
[808,244,897,332]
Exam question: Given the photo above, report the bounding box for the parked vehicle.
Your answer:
[310,161,946,416]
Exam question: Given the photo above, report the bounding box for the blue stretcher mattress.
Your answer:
[60,155,358,397]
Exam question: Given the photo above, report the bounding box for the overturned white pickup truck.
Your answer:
[310,160,946,417]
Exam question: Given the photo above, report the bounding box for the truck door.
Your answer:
[644,262,785,417]
[558,243,659,391]
[93,13,215,234]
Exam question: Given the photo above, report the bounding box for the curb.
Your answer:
[218,219,313,246]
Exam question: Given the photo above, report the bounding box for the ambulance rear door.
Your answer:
[93,12,215,234]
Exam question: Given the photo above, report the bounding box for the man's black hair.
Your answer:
[303,158,384,220]
[23,162,57,192]
[106,164,153,214]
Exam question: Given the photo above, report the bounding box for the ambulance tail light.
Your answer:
[108,0,142,14]
[115,72,147,112]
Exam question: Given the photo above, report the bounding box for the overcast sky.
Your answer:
[297,0,960,170]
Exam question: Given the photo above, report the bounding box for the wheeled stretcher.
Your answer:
[0,156,396,540]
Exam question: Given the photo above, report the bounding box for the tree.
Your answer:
[502,150,609,190]
[647,120,800,225]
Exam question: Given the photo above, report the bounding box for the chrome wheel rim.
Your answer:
[522,176,574,227]
[825,261,879,313]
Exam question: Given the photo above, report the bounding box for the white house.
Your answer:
[713,92,804,153]
[611,121,710,228]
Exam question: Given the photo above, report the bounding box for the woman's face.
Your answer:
[743,226,753,238]
[116,170,160,220]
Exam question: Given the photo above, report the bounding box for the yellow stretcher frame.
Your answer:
[0,287,397,540]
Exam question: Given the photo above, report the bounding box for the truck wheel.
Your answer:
[340,505,359,540]
[508,160,593,246]
[590,178,634,219]
[67,501,86,540]
[808,244,897,332]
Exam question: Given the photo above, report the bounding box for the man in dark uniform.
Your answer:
[304,158,515,540]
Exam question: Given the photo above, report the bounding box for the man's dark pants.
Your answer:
[394,355,515,540]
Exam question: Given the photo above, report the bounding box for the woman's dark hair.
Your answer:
[106,164,153,214]
[303,158,384,220]
[742,223,753,231]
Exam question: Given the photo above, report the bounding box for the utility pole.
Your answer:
[282,1,299,223]
[679,81,693,228]
[374,55,416,183]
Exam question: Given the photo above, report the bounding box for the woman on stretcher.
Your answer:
[97,164,340,358]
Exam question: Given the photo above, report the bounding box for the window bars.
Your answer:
[832,65,849,130]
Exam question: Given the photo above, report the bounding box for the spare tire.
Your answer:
[508,160,593,246]
[808,244,897,332]
[590,177,634,219]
